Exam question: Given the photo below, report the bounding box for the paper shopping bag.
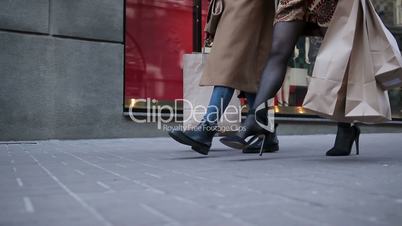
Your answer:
[303,0,360,122]
[182,53,242,131]
[365,0,402,90]
[344,0,392,123]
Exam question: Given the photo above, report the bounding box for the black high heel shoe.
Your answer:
[326,123,361,156]
[220,103,274,156]
[243,124,279,154]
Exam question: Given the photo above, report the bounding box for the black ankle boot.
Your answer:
[326,123,361,156]
[168,121,218,155]
[243,124,279,154]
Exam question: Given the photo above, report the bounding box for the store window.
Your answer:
[373,0,402,119]
[124,0,208,112]
[124,0,402,120]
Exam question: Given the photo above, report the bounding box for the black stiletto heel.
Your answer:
[220,102,274,156]
[326,124,361,156]
[259,134,266,156]
[243,124,279,154]
[354,126,361,155]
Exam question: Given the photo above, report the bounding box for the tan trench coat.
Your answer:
[199,0,275,93]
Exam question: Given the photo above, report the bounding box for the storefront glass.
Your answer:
[374,0,402,119]
[124,0,402,119]
[125,0,203,109]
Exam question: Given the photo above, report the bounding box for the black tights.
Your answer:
[251,21,307,110]
[250,21,350,128]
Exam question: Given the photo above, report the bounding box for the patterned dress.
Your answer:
[275,0,339,28]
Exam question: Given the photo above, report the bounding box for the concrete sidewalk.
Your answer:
[1,133,402,226]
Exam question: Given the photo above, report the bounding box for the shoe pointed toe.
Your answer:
[220,136,249,150]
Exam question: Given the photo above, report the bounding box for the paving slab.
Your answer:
[0,133,402,226]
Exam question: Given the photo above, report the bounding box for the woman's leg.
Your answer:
[338,122,351,128]
[251,21,307,110]
[243,91,280,153]
[168,86,234,155]
[316,27,360,156]
[204,86,235,123]
[220,21,308,151]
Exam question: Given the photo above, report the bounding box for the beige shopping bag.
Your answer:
[182,53,242,131]
[366,0,402,90]
[303,0,392,123]
[303,0,360,122]
[344,0,392,123]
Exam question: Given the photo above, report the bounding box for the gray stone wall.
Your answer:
[0,0,154,141]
